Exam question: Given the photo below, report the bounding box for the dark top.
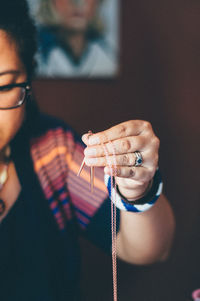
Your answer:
[0,177,81,301]
[0,112,120,301]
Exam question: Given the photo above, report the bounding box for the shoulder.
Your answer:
[34,112,68,131]
[28,112,84,154]
[31,112,79,139]
[29,113,84,169]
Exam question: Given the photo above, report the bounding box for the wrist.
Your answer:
[104,168,163,213]
[117,179,153,202]
[117,169,162,206]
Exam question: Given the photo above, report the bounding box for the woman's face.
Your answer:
[53,0,99,32]
[0,30,26,151]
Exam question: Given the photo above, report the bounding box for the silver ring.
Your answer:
[134,151,143,167]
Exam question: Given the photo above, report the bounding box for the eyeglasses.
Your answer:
[0,82,31,110]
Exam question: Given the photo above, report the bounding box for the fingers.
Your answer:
[84,153,137,167]
[84,151,158,169]
[105,166,154,182]
[82,120,152,146]
[85,155,156,182]
[84,136,147,157]
[81,120,159,186]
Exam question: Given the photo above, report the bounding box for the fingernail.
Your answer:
[85,157,98,165]
[88,136,100,145]
[84,148,96,156]
[82,134,89,144]
[104,166,110,174]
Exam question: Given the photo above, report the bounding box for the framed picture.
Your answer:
[28,0,120,78]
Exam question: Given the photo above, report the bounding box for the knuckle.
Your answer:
[121,139,131,152]
[130,154,136,166]
[147,168,156,179]
[153,136,160,149]
[129,120,136,128]
[122,154,129,165]
[129,167,135,177]
[150,153,159,167]
[117,167,122,177]
[118,124,126,135]
[143,121,152,131]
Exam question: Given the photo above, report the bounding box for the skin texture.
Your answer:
[0,30,26,223]
[83,121,159,200]
[0,30,26,150]
[0,29,175,264]
[82,122,175,264]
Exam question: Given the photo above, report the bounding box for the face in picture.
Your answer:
[30,0,119,77]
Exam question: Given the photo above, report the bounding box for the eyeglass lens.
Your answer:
[0,87,26,109]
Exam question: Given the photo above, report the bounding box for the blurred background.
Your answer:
[31,0,200,300]
[28,0,119,77]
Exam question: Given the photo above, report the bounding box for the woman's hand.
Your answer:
[82,120,160,201]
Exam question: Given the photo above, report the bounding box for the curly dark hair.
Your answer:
[0,0,37,80]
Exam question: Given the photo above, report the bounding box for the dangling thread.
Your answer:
[102,142,118,301]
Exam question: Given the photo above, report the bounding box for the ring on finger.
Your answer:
[134,151,143,167]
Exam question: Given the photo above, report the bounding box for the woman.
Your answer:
[0,1,175,300]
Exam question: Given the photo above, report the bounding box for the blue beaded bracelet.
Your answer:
[104,169,163,213]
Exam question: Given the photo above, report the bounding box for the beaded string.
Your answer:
[102,142,118,301]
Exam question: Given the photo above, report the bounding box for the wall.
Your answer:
[32,0,200,300]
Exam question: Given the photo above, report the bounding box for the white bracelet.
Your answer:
[104,169,163,213]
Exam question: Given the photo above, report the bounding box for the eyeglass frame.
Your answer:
[0,82,31,110]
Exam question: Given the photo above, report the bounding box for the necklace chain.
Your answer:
[103,142,118,301]
[77,135,119,301]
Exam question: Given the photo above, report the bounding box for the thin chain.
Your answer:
[102,142,118,301]
[78,134,119,301]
